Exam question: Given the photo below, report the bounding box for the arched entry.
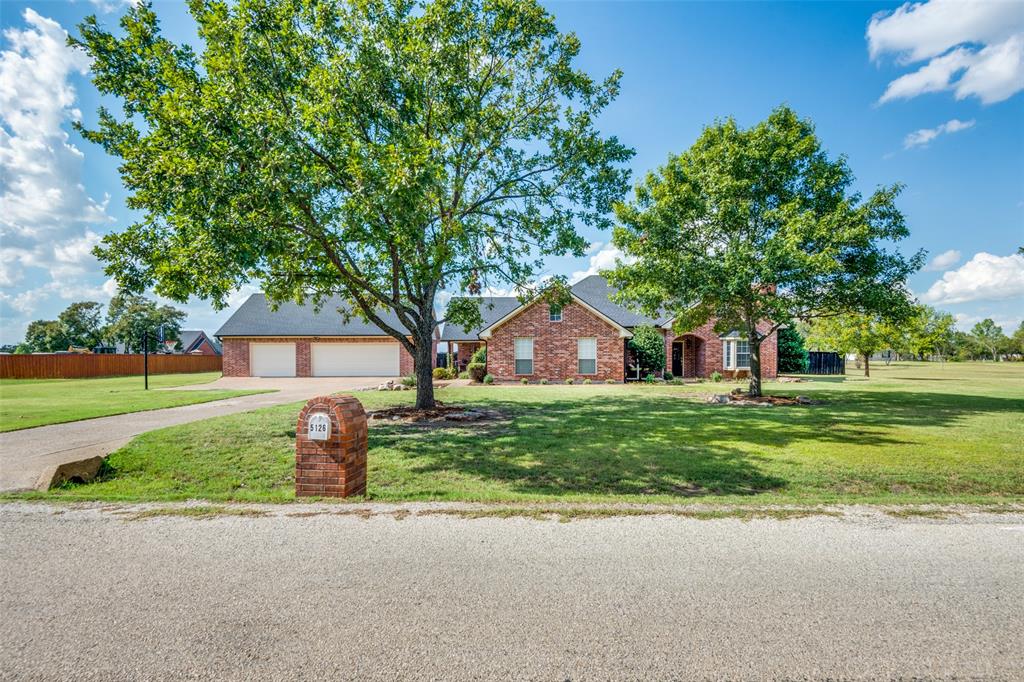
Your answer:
[670,334,706,378]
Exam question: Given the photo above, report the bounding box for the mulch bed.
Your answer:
[705,392,823,407]
[367,401,507,425]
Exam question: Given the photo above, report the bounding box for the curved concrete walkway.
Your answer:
[0,377,391,492]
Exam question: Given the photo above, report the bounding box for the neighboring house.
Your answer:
[167,330,222,356]
[441,275,778,382]
[216,295,434,377]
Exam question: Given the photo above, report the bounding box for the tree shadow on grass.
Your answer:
[368,389,1023,499]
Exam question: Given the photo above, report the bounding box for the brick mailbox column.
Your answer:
[295,396,368,498]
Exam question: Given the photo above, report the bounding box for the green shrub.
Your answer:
[467,362,487,382]
[664,371,674,381]
[668,377,685,385]
[778,327,810,373]
[401,375,416,387]
[605,378,616,384]
[539,378,549,385]
[643,373,655,384]
[711,371,722,383]
[483,374,494,384]
[457,370,469,380]
[628,325,666,375]
[565,378,574,384]
[432,367,449,380]
[520,377,529,385]
[470,346,487,364]
[582,378,592,385]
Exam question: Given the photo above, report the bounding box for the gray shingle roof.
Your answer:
[569,275,661,328]
[440,297,521,341]
[179,330,222,354]
[215,294,411,337]
[440,276,663,341]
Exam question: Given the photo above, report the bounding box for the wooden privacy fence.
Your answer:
[806,351,845,375]
[1,354,222,380]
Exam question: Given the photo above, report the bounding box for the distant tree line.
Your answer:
[784,304,1024,376]
[5,294,186,354]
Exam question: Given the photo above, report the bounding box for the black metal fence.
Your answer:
[806,351,845,375]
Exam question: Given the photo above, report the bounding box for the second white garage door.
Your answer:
[311,342,400,377]
[250,343,297,377]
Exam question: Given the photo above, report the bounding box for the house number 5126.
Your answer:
[307,413,331,441]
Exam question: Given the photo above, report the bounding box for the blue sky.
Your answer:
[2,0,1022,344]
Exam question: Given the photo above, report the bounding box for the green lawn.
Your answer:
[16,362,1024,505]
[0,373,265,432]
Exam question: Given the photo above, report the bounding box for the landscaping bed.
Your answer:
[368,401,507,425]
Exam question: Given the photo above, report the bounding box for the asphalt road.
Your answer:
[1,503,1022,681]
[0,377,390,491]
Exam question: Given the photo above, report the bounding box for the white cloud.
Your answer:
[921,252,1024,304]
[869,0,1024,105]
[569,243,633,284]
[903,119,974,149]
[0,9,112,316]
[953,312,1023,333]
[924,249,961,271]
[88,0,142,13]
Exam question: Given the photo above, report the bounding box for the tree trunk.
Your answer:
[413,328,436,410]
[747,328,763,398]
[863,353,870,378]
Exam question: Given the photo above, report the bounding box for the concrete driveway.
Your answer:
[0,376,393,492]
[1,503,1021,680]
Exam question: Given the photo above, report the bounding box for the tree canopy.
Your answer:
[75,0,632,406]
[805,313,898,377]
[608,105,922,395]
[105,293,186,353]
[970,319,1006,361]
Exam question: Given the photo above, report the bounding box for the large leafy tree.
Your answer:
[971,319,1006,362]
[608,106,922,396]
[901,304,955,361]
[75,0,632,408]
[805,313,898,378]
[105,293,186,353]
[24,321,70,353]
[58,301,105,349]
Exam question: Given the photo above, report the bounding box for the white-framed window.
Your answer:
[577,337,597,375]
[723,339,751,370]
[549,305,562,322]
[514,337,534,375]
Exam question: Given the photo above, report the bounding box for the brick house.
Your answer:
[166,330,221,356]
[441,275,777,382]
[217,294,433,377]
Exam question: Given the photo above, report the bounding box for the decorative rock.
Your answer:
[797,395,813,404]
[447,410,485,421]
[706,395,730,404]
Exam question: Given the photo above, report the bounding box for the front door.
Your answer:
[671,342,682,377]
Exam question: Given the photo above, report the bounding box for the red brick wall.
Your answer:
[662,320,778,379]
[221,337,416,377]
[194,339,219,355]
[295,396,367,498]
[486,301,625,382]
[222,338,250,376]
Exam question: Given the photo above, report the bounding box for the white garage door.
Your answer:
[312,342,400,377]
[249,343,296,377]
